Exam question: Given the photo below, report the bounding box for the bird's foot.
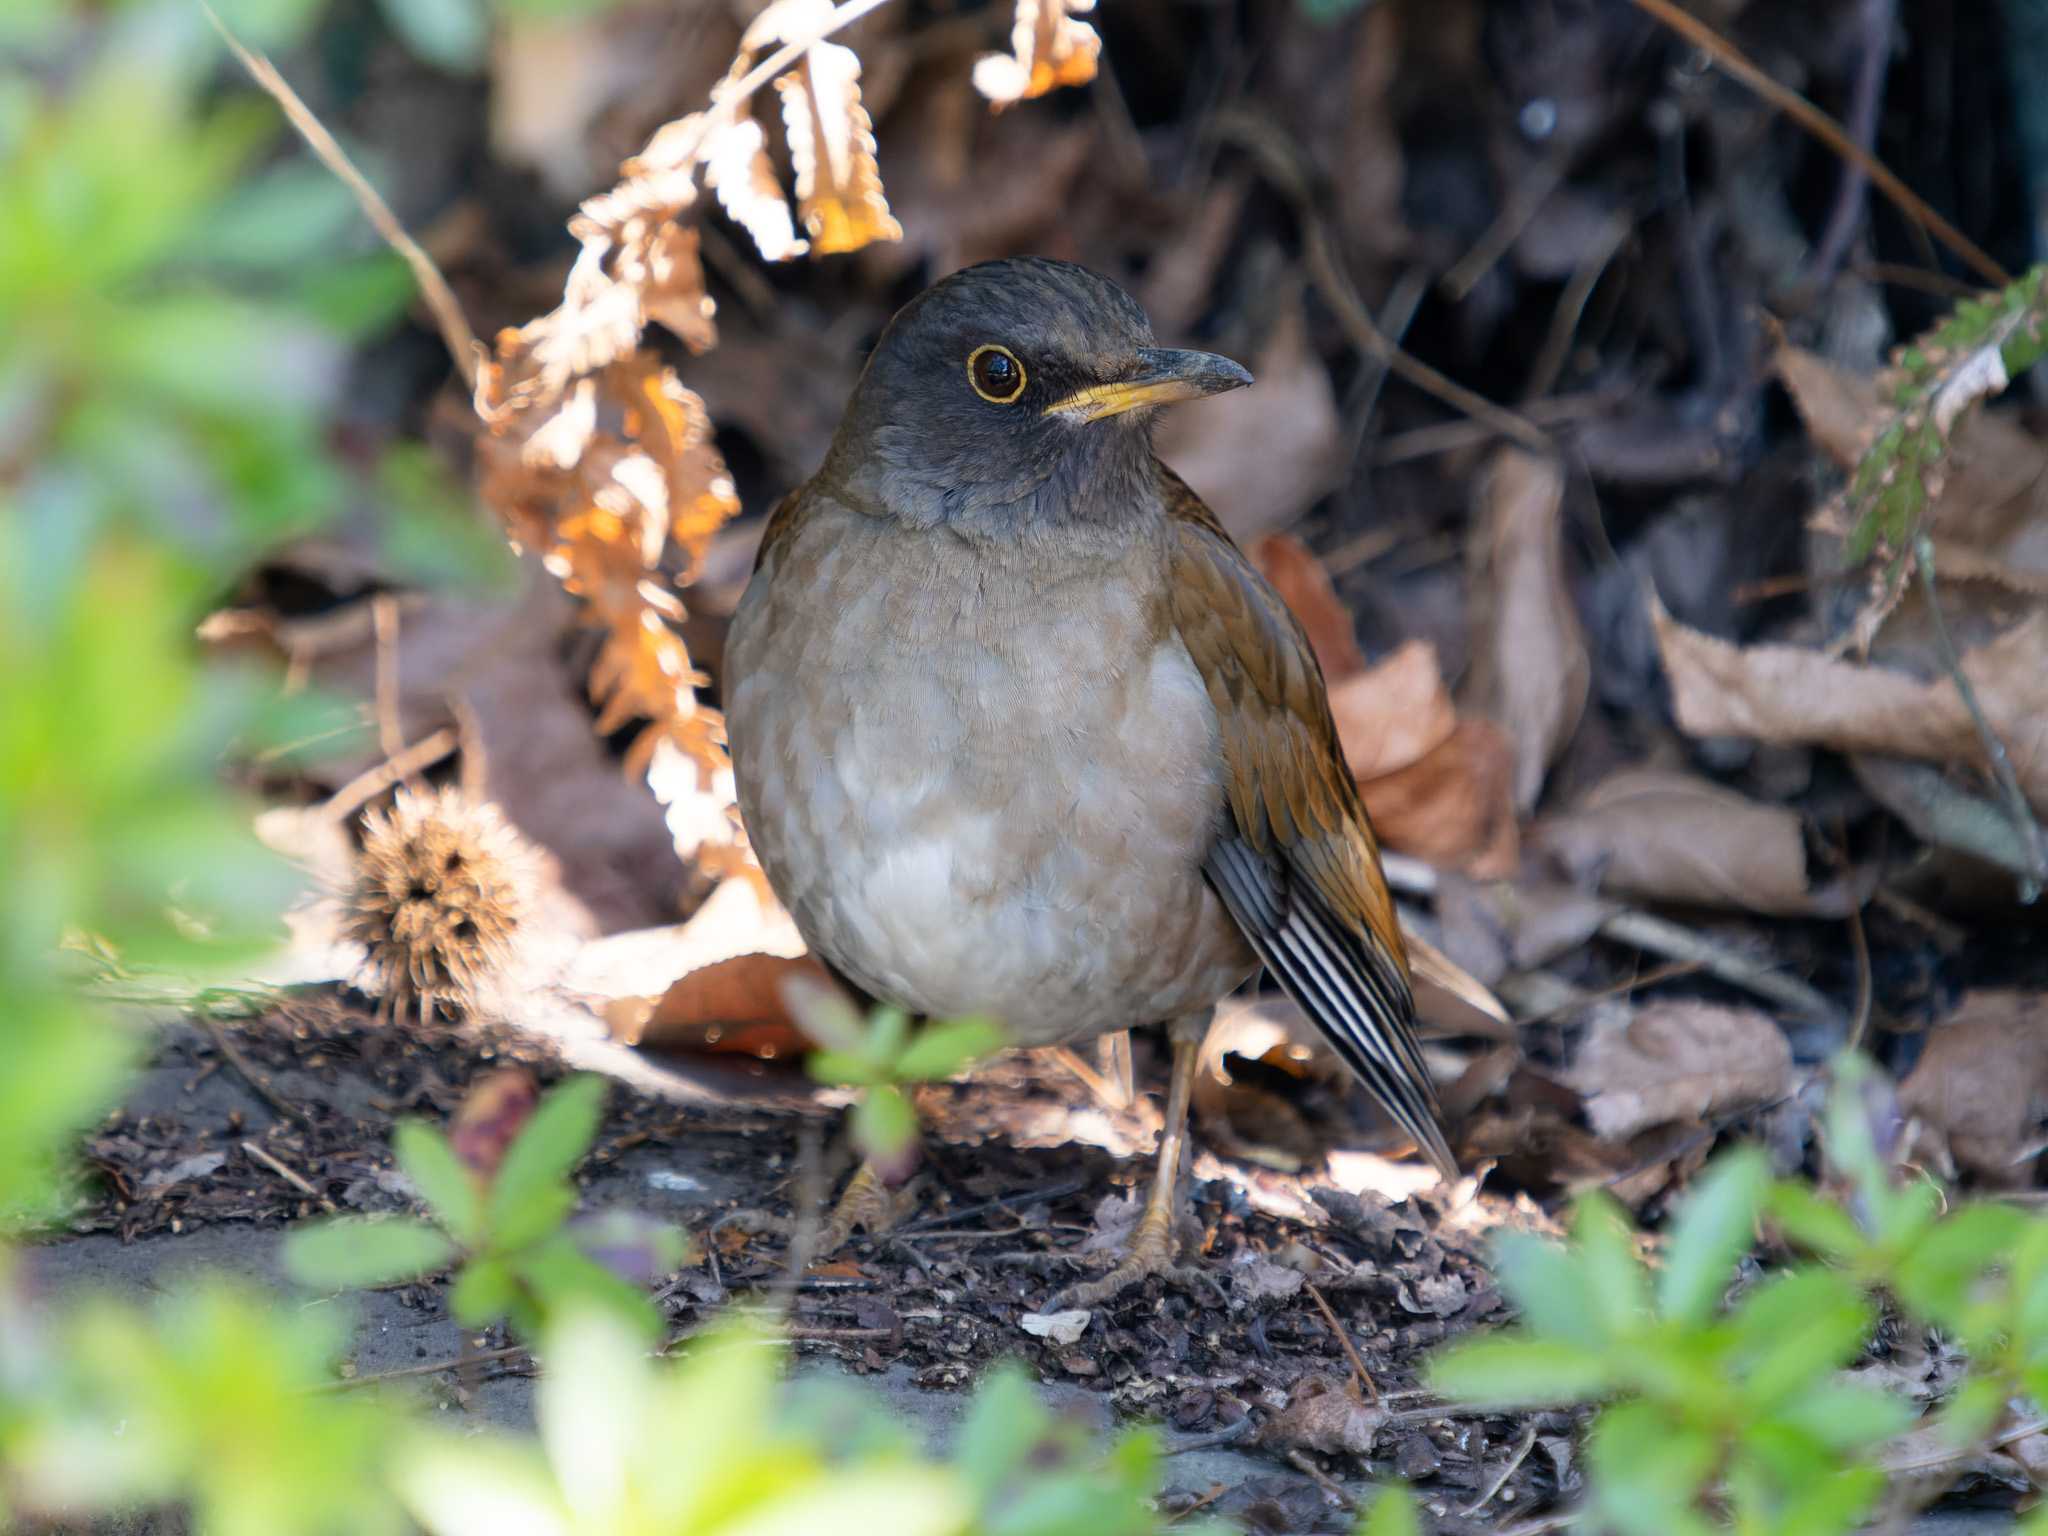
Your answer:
[1049,1203,1204,1309]
[816,1161,920,1256]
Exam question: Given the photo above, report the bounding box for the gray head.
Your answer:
[822,257,1251,537]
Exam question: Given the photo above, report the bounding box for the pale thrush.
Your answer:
[726,257,1455,1304]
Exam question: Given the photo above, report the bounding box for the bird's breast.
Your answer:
[726,501,1255,1042]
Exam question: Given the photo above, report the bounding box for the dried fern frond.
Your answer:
[344,787,537,1022]
[973,0,1100,109]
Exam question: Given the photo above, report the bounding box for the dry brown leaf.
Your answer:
[1538,768,1861,917]
[1358,716,1520,879]
[702,113,808,262]
[1330,639,1456,779]
[1254,532,1368,682]
[1898,990,2048,1185]
[1256,1375,1388,1457]
[1572,1001,1792,1141]
[972,0,1100,108]
[1466,447,1588,813]
[742,0,902,254]
[630,951,832,1059]
[1652,596,2048,813]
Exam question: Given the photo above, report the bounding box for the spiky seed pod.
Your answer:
[343,786,536,1023]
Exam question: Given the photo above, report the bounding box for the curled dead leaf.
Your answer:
[1651,597,2048,814]
[633,951,832,1060]
[1572,1001,1792,1142]
[1329,639,1456,780]
[972,0,1100,108]
[1898,991,2048,1186]
[1466,447,1587,813]
[1358,716,1520,879]
[702,112,808,262]
[450,1069,542,1181]
[1538,768,1862,918]
[1256,1375,1387,1458]
[742,0,902,254]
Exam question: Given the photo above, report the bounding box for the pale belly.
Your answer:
[725,511,1256,1046]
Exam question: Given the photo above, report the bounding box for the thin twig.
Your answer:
[1915,534,2048,899]
[1623,0,2007,286]
[1804,0,1896,289]
[1305,1281,1379,1405]
[1461,1421,1539,1518]
[370,594,406,766]
[241,1138,335,1211]
[1597,908,1842,1023]
[318,727,458,823]
[1165,1484,1229,1526]
[195,1014,310,1126]
[1512,959,1706,1029]
[202,5,481,387]
[321,1345,530,1391]
[1210,110,1552,454]
[1284,1449,1357,1511]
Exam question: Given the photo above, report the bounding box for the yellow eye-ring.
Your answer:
[967,344,1027,404]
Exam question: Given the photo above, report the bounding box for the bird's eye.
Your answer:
[967,344,1026,404]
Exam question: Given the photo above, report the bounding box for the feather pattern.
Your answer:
[1162,465,1458,1180]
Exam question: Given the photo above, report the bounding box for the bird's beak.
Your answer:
[1042,347,1254,423]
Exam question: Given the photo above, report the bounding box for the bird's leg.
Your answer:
[1055,1016,1208,1308]
[816,1152,922,1256]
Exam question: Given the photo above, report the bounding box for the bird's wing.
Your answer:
[1160,463,1457,1180]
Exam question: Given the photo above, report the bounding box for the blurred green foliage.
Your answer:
[1431,1055,2048,1535]
[784,973,1006,1168]
[286,1075,691,1340]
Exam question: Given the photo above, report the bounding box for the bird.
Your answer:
[724,256,1456,1306]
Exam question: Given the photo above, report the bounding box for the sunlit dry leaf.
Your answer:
[1899,990,2048,1186]
[1359,717,1520,879]
[1466,447,1587,813]
[1329,640,1456,780]
[1538,768,1862,918]
[631,951,832,1059]
[1651,596,2048,813]
[1573,1001,1792,1142]
[1255,532,1368,682]
[736,0,901,255]
[702,112,808,262]
[972,0,1101,108]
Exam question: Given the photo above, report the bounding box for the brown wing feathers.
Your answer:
[1161,465,1459,1181]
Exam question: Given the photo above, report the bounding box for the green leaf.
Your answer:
[515,1233,661,1340]
[1729,1268,1875,1406]
[394,1121,483,1245]
[1771,1381,1915,1452]
[892,1016,1005,1083]
[1355,1485,1420,1536]
[1766,1181,1868,1264]
[779,972,869,1055]
[1586,1401,1719,1536]
[866,1006,910,1071]
[957,1365,1041,1496]
[852,1084,919,1165]
[1659,1147,1766,1326]
[1494,1230,1608,1349]
[488,1182,579,1255]
[1893,1202,2027,1330]
[484,1076,603,1238]
[807,1048,882,1087]
[447,1256,520,1328]
[283,1216,457,1290]
[1428,1335,1613,1407]
[1573,1194,1649,1333]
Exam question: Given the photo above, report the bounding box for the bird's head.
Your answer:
[823,257,1252,537]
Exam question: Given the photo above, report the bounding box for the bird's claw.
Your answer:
[1050,1205,1199,1308]
[817,1162,919,1256]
